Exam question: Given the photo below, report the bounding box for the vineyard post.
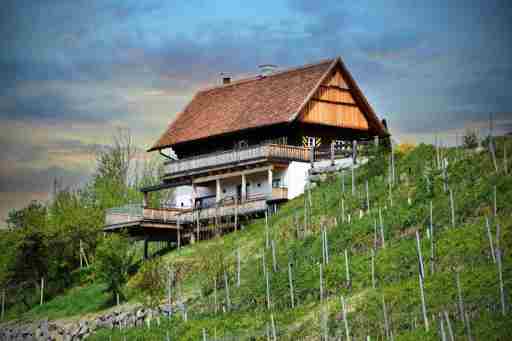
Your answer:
[342,170,345,193]
[263,251,271,310]
[449,188,455,228]
[456,272,472,339]
[485,217,496,263]
[489,134,498,173]
[504,142,508,174]
[419,273,429,331]
[236,247,241,287]
[177,216,181,249]
[345,249,351,288]
[415,231,425,279]
[391,143,396,185]
[342,199,345,223]
[371,249,376,289]
[270,313,277,341]
[380,218,386,249]
[496,249,506,316]
[382,294,390,340]
[439,313,447,341]
[496,222,501,252]
[373,219,378,249]
[465,311,474,341]
[265,211,270,249]
[223,269,231,311]
[288,262,295,308]
[214,276,218,314]
[1,289,4,320]
[341,296,351,341]
[40,277,44,305]
[324,228,329,264]
[443,311,454,341]
[319,263,324,302]
[271,240,277,272]
[366,180,370,212]
[442,159,448,193]
[352,165,356,196]
[79,239,83,269]
[430,201,435,274]
[493,185,497,217]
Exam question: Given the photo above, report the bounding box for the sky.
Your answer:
[1,0,511,225]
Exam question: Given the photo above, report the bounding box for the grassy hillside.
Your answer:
[19,140,512,339]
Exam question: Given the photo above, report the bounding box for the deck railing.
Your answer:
[105,204,143,225]
[164,144,311,176]
[105,196,271,228]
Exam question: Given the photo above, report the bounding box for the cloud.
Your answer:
[0,0,511,223]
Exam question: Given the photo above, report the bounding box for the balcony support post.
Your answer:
[192,183,197,208]
[144,238,149,260]
[309,146,315,169]
[330,140,335,166]
[352,140,358,165]
[268,168,273,199]
[143,192,149,208]
[216,179,221,203]
[241,174,246,203]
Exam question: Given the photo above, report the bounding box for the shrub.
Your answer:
[130,258,166,310]
[94,234,135,302]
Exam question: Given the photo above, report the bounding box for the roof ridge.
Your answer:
[198,57,336,93]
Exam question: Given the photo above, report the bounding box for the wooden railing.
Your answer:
[271,187,288,201]
[105,198,269,228]
[164,144,311,176]
[105,204,143,226]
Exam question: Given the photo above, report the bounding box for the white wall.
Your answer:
[169,158,355,206]
[282,161,309,199]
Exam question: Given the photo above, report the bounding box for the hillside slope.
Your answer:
[13,140,512,340]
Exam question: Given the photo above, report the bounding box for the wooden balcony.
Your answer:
[104,198,270,231]
[270,187,288,202]
[164,144,311,178]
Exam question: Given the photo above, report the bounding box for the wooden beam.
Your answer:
[311,98,358,107]
[193,165,273,184]
[319,84,351,92]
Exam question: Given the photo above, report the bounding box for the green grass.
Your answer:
[16,138,512,339]
[17,282,111,322]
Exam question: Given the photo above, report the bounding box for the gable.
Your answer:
[298,69,369,131]
[149,57,387,152]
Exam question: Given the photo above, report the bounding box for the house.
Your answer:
[104,57,389,257]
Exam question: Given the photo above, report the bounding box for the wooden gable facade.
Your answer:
[299,69,369,131]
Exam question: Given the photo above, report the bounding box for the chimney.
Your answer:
[258,64,277,77]
[221,72,231,85]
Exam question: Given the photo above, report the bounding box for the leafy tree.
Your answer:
[463,128,479,149]
[3,202,49,308]
[95,234,135,302]
[6,201,46,230]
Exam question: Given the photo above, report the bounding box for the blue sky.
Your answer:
[0,0,511,224]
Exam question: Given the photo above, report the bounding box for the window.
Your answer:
[302,136,322,148]
[272,178,281,188]
[236,139,248,149]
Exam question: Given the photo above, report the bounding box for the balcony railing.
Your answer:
[104,185,288,229]
[164,144,311,177]
[271,187,288,201]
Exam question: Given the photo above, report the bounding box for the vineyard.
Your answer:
[6,138,512,340]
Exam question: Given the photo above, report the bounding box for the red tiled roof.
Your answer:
[149,57,386,151]
[149,59,336,151]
